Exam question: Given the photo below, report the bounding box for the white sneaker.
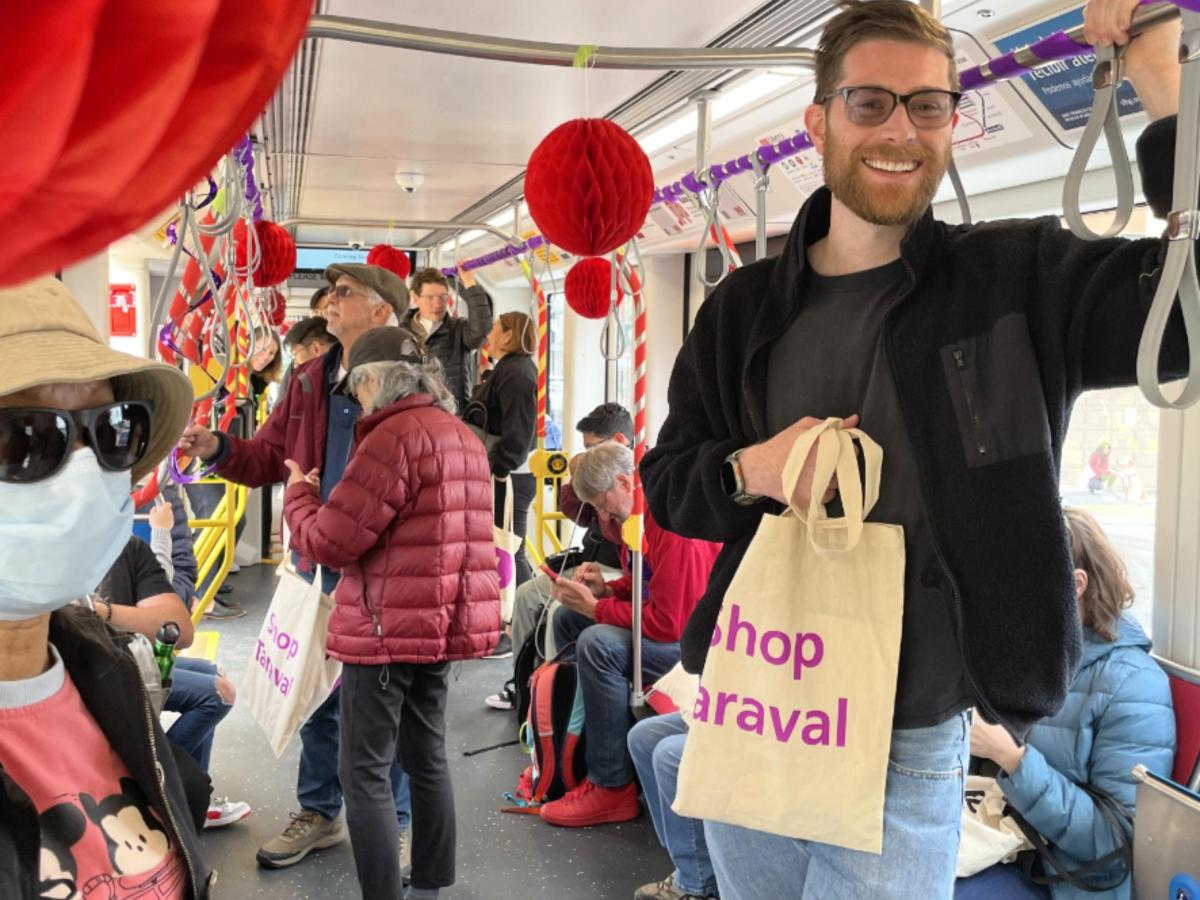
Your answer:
[205,797,252,829]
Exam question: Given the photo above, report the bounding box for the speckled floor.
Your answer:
[197,564,671,899]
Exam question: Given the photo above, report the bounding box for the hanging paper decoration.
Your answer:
[0,0,312,286]
[234,219,296,287]
[268,287,288,327]
[367,244,412,280]
[525,119,654,257]
[565,257,623,320]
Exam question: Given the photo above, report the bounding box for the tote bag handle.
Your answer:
[780,417,884,555]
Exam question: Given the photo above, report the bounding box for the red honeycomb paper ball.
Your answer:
[268,287,288,327]
[367,244,412,280]
[565,257,623,320]
[234,218,296,287]
[525,119,653,257]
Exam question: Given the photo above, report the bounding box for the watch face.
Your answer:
[720,459,739,497]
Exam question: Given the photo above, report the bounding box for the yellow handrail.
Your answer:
[189,478,247,624]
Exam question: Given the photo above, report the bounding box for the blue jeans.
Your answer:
[704,710,971,900]
[955,864,1051,899]
[553,608,682,787]
[629,713,718,897]
[298,680,412,828]
[164,657,232,773]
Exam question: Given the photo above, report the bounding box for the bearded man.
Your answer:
[640,0,1191,897]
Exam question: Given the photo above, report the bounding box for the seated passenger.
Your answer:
[539,443,721,827]
[283,328,500,900]
[485,402,631,712]
[628,702,718,900]
[956,508,1175,900]
[0,276,212,897]
[97,534,252,830]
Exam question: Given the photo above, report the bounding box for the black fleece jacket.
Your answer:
[465,353,538,477]
[0,611,213,899]
[642,116,1190,740]
[400,284,493,412]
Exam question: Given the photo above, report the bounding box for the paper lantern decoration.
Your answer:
[267,287,288,327]
[0,0,312,287]
[565,257,623,320]
[525,119,654,257]
[234,219,296,287]
[367,244,412,280]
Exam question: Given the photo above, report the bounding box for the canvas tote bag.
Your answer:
[956,775,1034,877]
[494,475,524,624]
[672,417,905,854]
[242,559,342,757]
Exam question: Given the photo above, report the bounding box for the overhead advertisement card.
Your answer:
[952,45,1035,156]
[993,7,1143,132]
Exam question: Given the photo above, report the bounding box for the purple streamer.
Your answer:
[167,448,216,485]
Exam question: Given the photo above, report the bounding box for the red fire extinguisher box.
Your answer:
[109,283,137,337]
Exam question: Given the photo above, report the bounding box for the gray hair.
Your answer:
[572,442,634,502]
[365,287,400,327]
[349,357,456,415]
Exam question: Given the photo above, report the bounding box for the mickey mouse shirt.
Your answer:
[0,645,186,900]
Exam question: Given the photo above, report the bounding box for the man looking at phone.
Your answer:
[536,443,721,827]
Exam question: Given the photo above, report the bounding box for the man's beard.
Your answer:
[822,126,950,227]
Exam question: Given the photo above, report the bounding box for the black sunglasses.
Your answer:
[820,86,962,129]
[0,401,153,484]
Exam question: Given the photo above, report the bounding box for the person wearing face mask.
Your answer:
[0,277,212,899]
[399,267,493,412]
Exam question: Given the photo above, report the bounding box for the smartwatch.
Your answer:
[720,447,761,507]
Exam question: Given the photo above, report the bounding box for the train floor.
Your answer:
[193,563,671,899]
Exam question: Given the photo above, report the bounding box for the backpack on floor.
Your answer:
[509,653,587,809]
[512,613,547,726]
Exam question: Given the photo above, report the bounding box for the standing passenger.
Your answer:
[640,2,1190,897]
[283,328,500,900]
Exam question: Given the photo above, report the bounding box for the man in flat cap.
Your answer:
[178,262,415,876]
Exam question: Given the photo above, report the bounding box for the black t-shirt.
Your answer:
[765,258,972,728]
[97,537,174,608]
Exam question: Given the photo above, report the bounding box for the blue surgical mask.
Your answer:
[0,448,133,619]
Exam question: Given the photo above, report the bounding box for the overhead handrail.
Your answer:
[1063,44,1135,239]
[276,216,524,249]
[306,15,816,70]
[1137,7,1200,409]
[686,171,741,287]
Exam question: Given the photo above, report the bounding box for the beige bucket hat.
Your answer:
[0,276,193,482]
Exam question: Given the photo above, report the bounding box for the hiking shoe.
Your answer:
[539,778,639,827]
[400,828,412,884]
[635,875,718,900]
[485,682,516,711]
[256,810,343,868]
[482,633,512,659]
[205,797,252,829]
[204,600,246,620]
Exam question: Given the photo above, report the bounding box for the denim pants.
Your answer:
[290,558,412,827]
[704,710,971,900]
[629,713,718,897]
[340,662,455,896]
[553,608,682,787]
[164,657,233,773]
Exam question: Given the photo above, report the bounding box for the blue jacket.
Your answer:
[134,481,199,603]
[998,615,1175,900]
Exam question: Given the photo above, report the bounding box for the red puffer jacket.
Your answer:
[284,394,501,664]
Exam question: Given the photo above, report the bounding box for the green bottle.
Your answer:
[154,622,181,685]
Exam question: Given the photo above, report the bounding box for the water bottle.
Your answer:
[154,621,181,686]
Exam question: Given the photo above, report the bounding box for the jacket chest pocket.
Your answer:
[940,313,1051,468]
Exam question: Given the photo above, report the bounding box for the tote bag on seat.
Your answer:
[672,418,905,854]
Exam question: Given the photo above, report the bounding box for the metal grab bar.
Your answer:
[306,15,815,70]
[189,478,247,623]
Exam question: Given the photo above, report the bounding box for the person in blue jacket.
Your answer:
[956,507,1176,900]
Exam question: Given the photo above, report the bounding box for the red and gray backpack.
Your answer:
[504,652,587,812]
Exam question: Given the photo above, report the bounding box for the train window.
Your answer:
[1059,204,1167,634]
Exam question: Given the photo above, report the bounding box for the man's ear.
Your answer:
[804,103,827,155]
[613,433,630,446]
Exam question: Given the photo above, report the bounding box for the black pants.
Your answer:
[339,661,454,897]
[495,472,536,590]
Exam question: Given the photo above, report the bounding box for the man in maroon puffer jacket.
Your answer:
[284,327,500,900]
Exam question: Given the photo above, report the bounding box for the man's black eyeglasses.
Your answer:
[819,86,962,129]
[0,401,153,484]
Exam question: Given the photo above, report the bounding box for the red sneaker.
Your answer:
[539,778,640,827]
